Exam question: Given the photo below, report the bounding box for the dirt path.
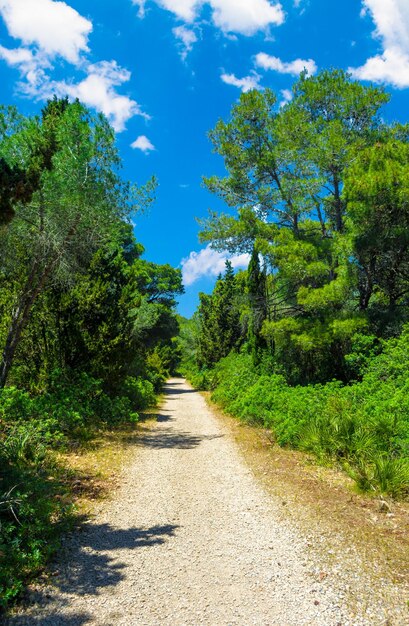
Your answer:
[6,379,405,625]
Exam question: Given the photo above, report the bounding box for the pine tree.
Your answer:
[247,246,267,364]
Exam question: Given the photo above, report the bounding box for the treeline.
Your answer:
[180,69,409,500]
[0,99,182,606]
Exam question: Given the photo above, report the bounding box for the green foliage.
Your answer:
[0,100,182,610]
[344,137,409,319]
[0,427,73,607]
[121,377,156,411]
[247,246,267,364]
[197,69,408,386]
[197,331,409,498]
[196,261,243,368]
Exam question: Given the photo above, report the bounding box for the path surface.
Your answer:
[6,379,391,625]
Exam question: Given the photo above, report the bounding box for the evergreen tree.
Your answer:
[247,246,267,364]
[197,261,241,368]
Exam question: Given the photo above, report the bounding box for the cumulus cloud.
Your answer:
[0,0,92,64]
[255,52,317,76]
[0,43,50,93]
[148,0,197,22]
[131,135,156,153]
[17,60,146,133]
[349,0,409,88]
[0,45,35,66]
[135,0,285,35]
[56,62,148,132]
[181,244,250,286]
[173,25,198,60]
[0,1,145,132]
[279,88,293,106]
[221,71,261,92]
[210,0,285,35]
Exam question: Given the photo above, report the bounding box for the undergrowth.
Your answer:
[0,369,160,610]
[185,329,409,499]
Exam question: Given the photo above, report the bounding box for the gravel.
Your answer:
[6,379,407,625]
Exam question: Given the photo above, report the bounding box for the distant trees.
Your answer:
[197,261,241,369]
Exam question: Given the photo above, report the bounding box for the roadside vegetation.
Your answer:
[0,99,182,608]
[179,69,409,501]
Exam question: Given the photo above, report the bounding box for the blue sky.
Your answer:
[0,0,408,316]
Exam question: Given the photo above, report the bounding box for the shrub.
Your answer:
[122,376,156,410]
[196,334,409,498]
[0,430,73,608]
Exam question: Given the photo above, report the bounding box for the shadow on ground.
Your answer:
[135,428,224,450]
[139,411,174,423]
[163,381,196,396]
[5,523,179,625]
[6,614,93,625]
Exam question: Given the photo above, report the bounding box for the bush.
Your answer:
[122,376,156,410]
[0,366,162,609]
[196,334,409,498]
[0,429,73,608]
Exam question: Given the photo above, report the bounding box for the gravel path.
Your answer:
[6,379,403,625]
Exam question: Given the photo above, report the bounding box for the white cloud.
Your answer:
[279,88,292,106]
[61,62,148,132]
[131,134,156,153]
[255,52,317,76]
[21,61,147,133]
[157,0,197,22]
[135,0,284,35]
[0,45,34,66]
[210,0,285,35]
[173,25,198,60]
[0,0,92,64]
[351,47,409,87]
[0,44,50,92]
[221,71,261,92]
[133,0,146,17]
[349,0,409,88]
[0,2,146,132]
[181,244,250,286]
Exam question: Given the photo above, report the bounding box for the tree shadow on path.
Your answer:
[163,381,196,396]
[6,613,93,625]
[57,522,180,595]
[5,523,179,625]
[135,428,224,450]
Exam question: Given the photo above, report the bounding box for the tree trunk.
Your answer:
[0,299,32,387]
[0,215,80,388]
[333,173,344,233]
